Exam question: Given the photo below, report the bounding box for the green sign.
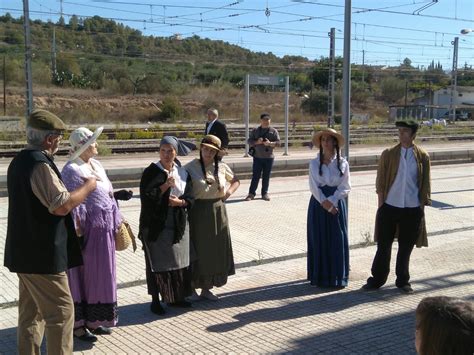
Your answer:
[249,75,285,86]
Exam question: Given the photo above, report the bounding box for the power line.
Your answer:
[1,4,472,69]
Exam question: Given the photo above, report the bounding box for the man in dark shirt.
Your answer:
[205,108,229,159]
[4,109,97,352]
[245,113,281,201]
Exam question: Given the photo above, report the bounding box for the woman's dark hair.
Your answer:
[199,150,222,191]
[318,136,343,177]
[416,296,474,355]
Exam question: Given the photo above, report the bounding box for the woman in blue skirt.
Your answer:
[307,128,351,288]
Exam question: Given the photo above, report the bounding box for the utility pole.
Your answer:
[428,80,432,119]
[361,49,365,84]
[449,37,459,122]
[3,56,6,115]
[342,0,351,160]
[342,0,351,228]
[23,0,34,116]
[284,76,289,155]
[51,26,57,75]
[327,27,336,128]
[404,80,408,119]
[244,74,249,157]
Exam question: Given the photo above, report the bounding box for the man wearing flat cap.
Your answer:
[205,108,229,160]
[4,109,97,353]
[362,120,431,294]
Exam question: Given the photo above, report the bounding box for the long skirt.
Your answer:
[144,208,193,303]
[307,185,349,287]
[188,198,235,289]
[67,226,117,329]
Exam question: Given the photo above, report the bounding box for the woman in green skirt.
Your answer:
[185,135,240,300]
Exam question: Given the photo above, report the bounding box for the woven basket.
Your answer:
[115,221,137,252]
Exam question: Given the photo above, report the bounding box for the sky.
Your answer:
[2,0,473,69]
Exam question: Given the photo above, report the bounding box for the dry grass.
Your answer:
[4,83,383,125]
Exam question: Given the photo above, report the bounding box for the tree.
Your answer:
[56,54,81,76]
[69,15,79,31]
[402,57,412,68]
[380,77,406,103]
[4,28,23,44]
[458,63,474,86]
[311,57,343,89]
[158,96,183,121]
[57,16,65,27]
[423,60,448,85]
[397,57,415,80]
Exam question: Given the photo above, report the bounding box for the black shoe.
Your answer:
[361,283,379,291]
[398,285,414,294]
[262,194,271,201]
[90,326,112,335]
[244,194,255,201]
[150,301,166,315]
[168,300,192,308]
[74,327,98,342]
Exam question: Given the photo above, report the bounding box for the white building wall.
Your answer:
[433,87,474,118]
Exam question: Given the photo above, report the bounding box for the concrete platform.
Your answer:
[0,154,472,353]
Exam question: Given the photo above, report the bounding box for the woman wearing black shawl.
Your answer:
[139,136,195,315]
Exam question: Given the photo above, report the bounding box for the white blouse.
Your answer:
[309,154,351,205]
[154,161,188,197]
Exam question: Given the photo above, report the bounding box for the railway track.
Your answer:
[0,123,472,158]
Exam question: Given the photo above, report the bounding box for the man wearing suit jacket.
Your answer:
[205,108,229,159]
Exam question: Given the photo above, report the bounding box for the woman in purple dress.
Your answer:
[62,127,121,342]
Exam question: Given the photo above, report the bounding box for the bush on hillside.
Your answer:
[157,97,183,121]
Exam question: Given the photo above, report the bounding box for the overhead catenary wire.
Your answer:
[1,0,472,69]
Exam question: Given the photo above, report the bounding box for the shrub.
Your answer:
[301,90,341,115]
[131,130,155,139]
[97,144,112,156]
[380,77,405,103]
[157,97,183,121]
[115,131,132,139]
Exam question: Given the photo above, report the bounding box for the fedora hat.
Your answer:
[69,126,103,161]
[312,128,345,148]
[200,134,221,151]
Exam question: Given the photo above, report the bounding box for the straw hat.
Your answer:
[312,128,345,148]
[200,134,221,151]
[69,127,103,161]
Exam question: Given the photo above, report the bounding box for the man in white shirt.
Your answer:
[362,120,431,294]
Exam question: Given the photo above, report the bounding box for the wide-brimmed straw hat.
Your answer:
[69,126,103,161]
[200,134,221,151]
[312,128,345,148]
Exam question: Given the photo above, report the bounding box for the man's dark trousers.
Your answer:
[249,157,274,196]
[367,203,424,288]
